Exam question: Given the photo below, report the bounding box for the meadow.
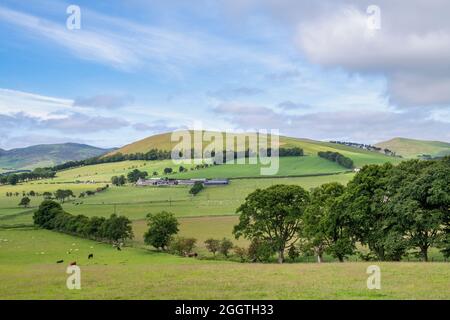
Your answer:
[0,228,449,299]
[0,150,448,300]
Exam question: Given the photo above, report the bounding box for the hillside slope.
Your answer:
[375,138,450,159]
[0,143,114,169]
[108,131,400,168]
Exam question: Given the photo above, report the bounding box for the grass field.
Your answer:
[1,153,448,300]
[375,137,450,158]
[107,131,402,168]
[0,173,354,225]
[0,228,449,299]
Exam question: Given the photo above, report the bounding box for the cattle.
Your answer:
[88,253,94,259]
[70,261,77,266]
[56,260,64,264]
[186,252,198,258]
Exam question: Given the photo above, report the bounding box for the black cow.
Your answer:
[88,253,94,259]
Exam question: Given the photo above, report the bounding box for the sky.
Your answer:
[0,0,449,149]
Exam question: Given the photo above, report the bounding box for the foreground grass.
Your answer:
[0,229,449,300]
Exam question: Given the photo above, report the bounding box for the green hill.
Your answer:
[375,137,450,159]
[108,131,399,168]
[0,143,114,170]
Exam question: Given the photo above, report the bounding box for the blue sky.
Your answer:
[0,0,449,149]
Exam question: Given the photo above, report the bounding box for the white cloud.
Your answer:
[0,88,73,118]
[0,5,293,74]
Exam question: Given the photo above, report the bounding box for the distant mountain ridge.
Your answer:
[0,143,115,170]
[375,137,450,159]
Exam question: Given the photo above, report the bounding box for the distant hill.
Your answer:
[375,138,450,159]
[107,131,400,168]
[0,143,114,170]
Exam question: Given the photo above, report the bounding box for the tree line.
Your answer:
[33,200,133,244]
[318,151,354,169]
[233,157,449,263]
[35,147,304,174]
[143,157,449,263]
[0,168,56,186]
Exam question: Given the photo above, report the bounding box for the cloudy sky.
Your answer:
[0,0,449,149]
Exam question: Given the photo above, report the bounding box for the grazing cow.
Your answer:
[56,260,64,264]
[88,253,94,259]
[70,261,77,266]
[187,252,198,258]
[116,246,121,251]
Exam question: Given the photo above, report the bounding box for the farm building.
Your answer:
[136,177,229,187]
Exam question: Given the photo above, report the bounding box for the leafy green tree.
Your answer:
[233,185,309,263]
[219,238,234,258]
[302,182,354,262]
[82,216,107,240]
[127,169,149,183]
[117,175,126,186]
[19,196,31,208]
[189,181,204,195]
[204,238,220,256]
[164,167,173,174]
[144,211,179,250]
[102,214,134,243]
[111,176,119,186]
[287,246,300,261]
[7,174,19,185]
[42,192,52,199]
[54,189,74,203]
[388,159,449,261]
[33,200,63,229]
[344,163,407,261]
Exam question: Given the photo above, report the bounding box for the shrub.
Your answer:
[248,238,275,262]
[219,238,234,258]
[234,246,248,262]
[204,238,220,256]
[169,237,197,256]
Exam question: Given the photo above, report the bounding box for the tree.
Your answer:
[127,169,148,183]
[33,200,64,229]
[19,196,31,208]
[82,216,107,240]
[54,189,74,203]
[302,182,354,263]
[7,174,19,186]
[189,181,204,195]
[388,159,449,261]
[233,185,309,263]
[344,163,407,261]
[111,176,119,186]
[117,175,126,186]
[163,167,173,174]
[144,211,179,250]
[219,238,234,258]
[102,214,134,243]
[43,192,52,199]
[204,238,220,256]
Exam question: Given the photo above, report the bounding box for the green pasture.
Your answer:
[0,228,449,299]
